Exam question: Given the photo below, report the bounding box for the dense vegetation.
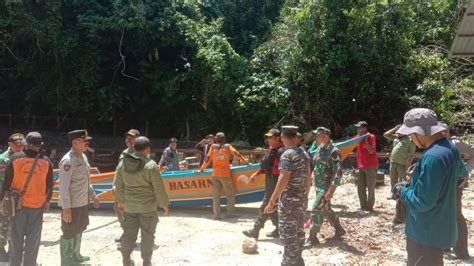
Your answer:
[0,0,472,145]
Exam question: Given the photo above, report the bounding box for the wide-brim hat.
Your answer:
[396,108,446,136]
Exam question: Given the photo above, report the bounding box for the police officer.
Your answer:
[264,126,312,266]
[58,130,100,265]
[304,127,345,249]
[243,128,285,239]
[0,133,25,261]
[114,129,140,244]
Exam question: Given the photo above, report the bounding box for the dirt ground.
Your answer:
[26,174,474,265]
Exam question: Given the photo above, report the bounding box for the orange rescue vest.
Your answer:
[11,157,49,208]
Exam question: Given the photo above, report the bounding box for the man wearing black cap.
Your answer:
[58,130,100,265]
[114,129,140,244]
[159,138,180,171]
[354,121,378,212]
[1,132,54,266]
[264,126,312,266]
[0,133,25,260]
[243,128,285,239]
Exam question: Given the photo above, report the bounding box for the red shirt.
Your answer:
[355,133,378,169]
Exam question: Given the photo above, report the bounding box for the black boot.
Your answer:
[242,225,260,239]
[122,254,134,266]
[303,232,319,249]
[142,257,152,266]
[266,228,279,238]
[334,225,346,238]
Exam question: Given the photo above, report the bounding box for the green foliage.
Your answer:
[0,0,472,145]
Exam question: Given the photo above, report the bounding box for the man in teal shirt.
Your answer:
[0,133,24,261]
[395,108,468,266]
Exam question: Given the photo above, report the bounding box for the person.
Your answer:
[441,124,473,261]
[1,132,54,266]
[354,121,378,212]
[264,126,312,266]
[195,134,215,167]
[114,129,140,244]
[242,128,285,239]
[304,127,345,249]
[198,132,250,220]
[58,130,100,265]
[0,133,25,261]
[159,138,180,171]
[114,136,169,266]
[393,108,468,266]
[383,124,416,199]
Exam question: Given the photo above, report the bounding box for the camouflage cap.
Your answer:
[312,127,331,136]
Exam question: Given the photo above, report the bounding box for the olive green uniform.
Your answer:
[114,152,169,263]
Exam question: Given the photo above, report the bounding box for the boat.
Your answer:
[50,135,367,208]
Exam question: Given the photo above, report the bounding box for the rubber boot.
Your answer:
[303,231,319,249]
[60,236,78,266]
[242,225,260,239]
[73,233,90,262]
[265,227,279,238]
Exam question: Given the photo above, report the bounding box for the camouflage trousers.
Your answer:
[0,202,9,247]
[309,188,338,234]
[278,197,306,266]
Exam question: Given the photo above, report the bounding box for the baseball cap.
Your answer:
[355,121,368,128]
[22,132,43,147]
[264,128,280,137]
[8,133,25,145]
[124,129,140,137]
[396,108,446,136]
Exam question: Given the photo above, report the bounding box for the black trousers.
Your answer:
[454,186,469,257]
[61,205,89,239]
[254,175,278,228]
[406,238,443,266]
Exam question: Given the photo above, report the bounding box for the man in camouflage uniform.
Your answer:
[0,133,24,261]
[265,126,312,266]
[304,127,346,249]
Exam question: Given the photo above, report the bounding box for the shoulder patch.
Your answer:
[64,164,71,172]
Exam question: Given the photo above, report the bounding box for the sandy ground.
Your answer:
[10,175,474,265]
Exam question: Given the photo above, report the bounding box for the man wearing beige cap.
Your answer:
[393,108,468,266]
[0,133,25,261]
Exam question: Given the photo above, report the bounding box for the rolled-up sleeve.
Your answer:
[401,156,443,213]
[58,158,73,209]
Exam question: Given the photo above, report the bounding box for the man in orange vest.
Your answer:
[197,132,251,220]
[1,132,54,266]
